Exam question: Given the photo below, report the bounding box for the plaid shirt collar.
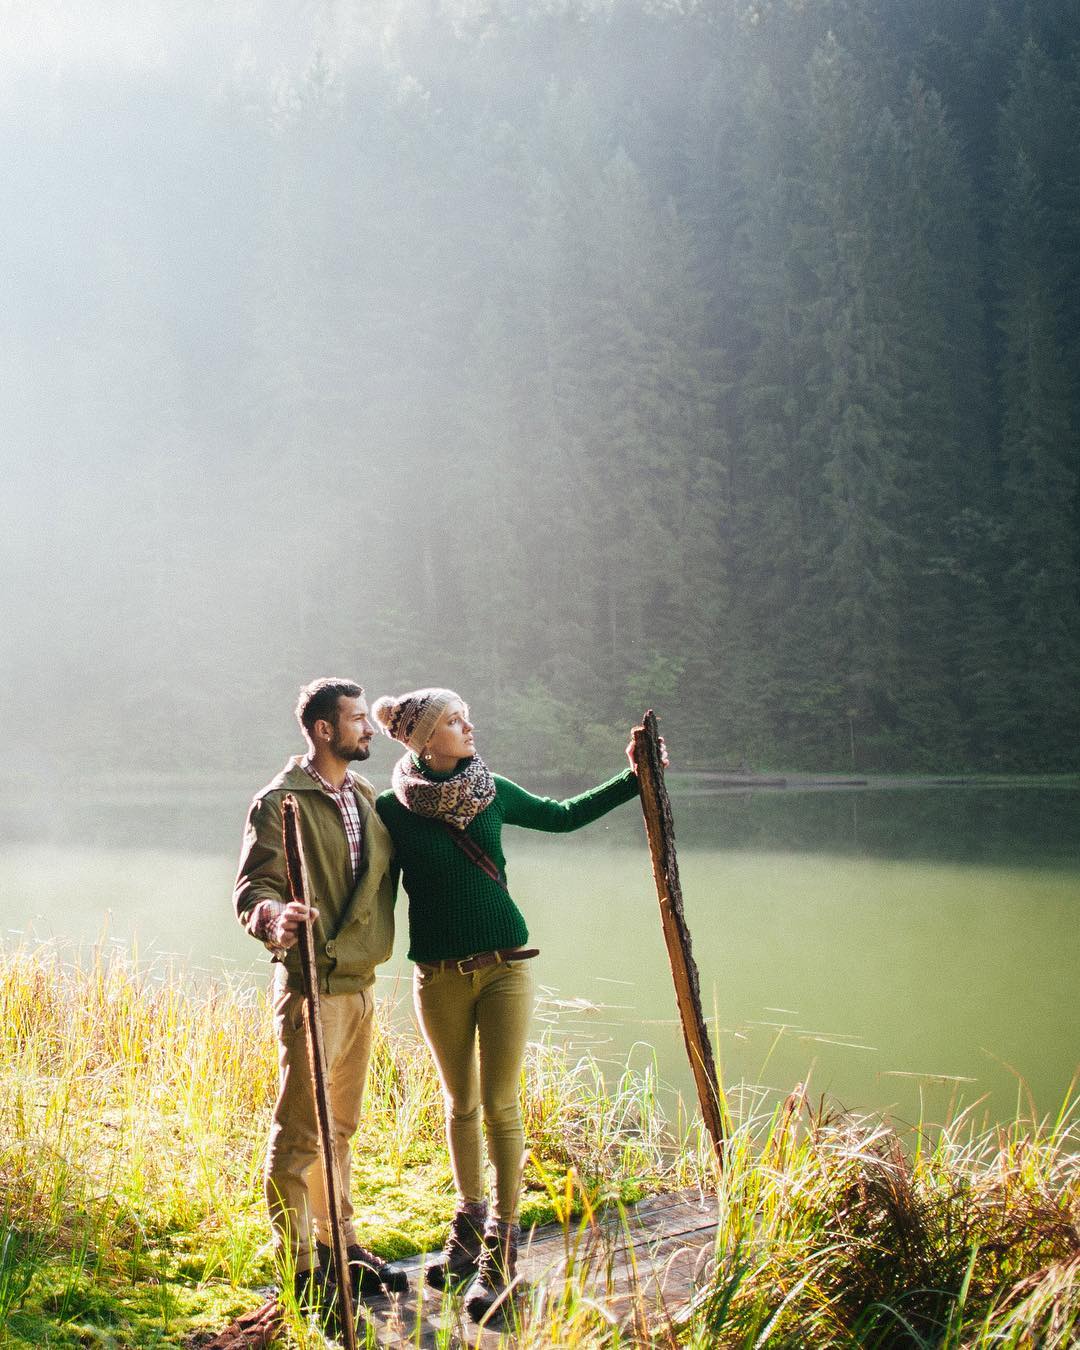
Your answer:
[300,756,364,876]
[300,756,351,797]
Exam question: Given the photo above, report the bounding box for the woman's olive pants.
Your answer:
[413,958,534,1223]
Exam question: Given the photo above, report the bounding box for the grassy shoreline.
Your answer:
[1,940,1077,1347]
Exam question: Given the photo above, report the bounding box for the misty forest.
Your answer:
[3,0,1079,781]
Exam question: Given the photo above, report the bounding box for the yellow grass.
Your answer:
[1,938,1077,1347]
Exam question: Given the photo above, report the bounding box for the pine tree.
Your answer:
[872,78,990,763]
[994,75,1080,761]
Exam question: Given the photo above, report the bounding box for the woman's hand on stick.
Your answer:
[626,729,669,774]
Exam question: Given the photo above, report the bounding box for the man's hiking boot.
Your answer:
[289,1265,338,1332]
[464,1219,520,1323]
[316,1240,409,1300]
[426,1202,488,1291]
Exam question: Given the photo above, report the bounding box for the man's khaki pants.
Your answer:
[265,967,374,1275]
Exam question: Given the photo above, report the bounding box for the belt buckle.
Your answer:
[455,956,474,974]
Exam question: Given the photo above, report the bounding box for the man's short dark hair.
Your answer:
[295,678,363,735]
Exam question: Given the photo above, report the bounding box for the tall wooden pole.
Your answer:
[281,794,358,1349]
[633,711,726,1164]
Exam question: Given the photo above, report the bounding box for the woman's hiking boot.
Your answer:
[464,1219,520,1323]
[315,1240,409,1300]
[426,1202,488,1291]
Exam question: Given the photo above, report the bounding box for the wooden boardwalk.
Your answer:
[357,1187,720,1347]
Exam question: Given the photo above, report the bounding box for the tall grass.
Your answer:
[0,939,673,1345]
[493,1085,1080,1349]
[680,1082,1080,1347]
[1,939,1077,1346]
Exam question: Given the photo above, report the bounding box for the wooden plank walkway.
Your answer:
[356,1187,720,1347]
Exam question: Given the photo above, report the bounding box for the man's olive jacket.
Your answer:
[233,757,395,994]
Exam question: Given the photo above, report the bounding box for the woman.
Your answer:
[372,687,652,1321]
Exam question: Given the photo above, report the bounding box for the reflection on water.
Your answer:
[670,783,1080,866]
[511,841,1080,1129]
[3,779,1079,866]
[1,783,1077,1126]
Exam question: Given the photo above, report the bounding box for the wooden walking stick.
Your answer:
[633,711,726,1164]
[281,794,359,1349]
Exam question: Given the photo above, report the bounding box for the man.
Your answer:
[234,677,407,1316]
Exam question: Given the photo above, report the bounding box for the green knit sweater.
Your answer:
[375,764,640,962]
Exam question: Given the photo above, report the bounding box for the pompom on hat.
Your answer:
[372,688,460,753]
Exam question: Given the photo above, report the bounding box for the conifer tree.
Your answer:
[993,46,1080,760]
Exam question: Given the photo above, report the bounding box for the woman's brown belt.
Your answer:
[417,947,540,974]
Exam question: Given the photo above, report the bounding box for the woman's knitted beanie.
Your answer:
[371,688,460,753]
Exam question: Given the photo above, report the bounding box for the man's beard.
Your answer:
[331,737,370,762]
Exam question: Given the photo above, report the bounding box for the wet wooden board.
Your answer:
[357,1187,719,1347]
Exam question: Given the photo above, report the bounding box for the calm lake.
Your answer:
[3,780,1078,1129]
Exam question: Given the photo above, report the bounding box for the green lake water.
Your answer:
[2,783,1077,1128]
